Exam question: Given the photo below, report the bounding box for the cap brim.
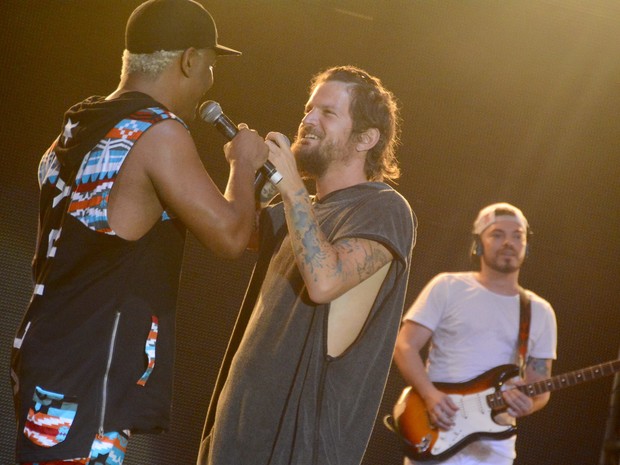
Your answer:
[214,44,241,56]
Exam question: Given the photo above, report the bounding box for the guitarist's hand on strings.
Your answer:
[426,388,459,430]
[502,378,535,418]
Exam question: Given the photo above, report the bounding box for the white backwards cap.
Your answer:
[473,202,529,235]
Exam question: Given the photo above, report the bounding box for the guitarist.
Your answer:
[394,203,557,464]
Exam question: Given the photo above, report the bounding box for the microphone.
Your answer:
[199,100,283,187]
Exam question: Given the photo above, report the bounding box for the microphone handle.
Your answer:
[214,113,238,140]
[213,114,282,186]
[261,161,283,185]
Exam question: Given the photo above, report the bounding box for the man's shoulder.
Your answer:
[131,106,185,125]
[419,272,479,297]
[130,116,191,152]
[365,181,409,201]
[357,183,413,220]
[522,288,555,313]
[432,271,475,285]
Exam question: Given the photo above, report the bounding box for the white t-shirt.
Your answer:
[402,272,557,460]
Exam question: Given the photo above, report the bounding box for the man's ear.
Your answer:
[180,48,196,78]
[356,128,380,152]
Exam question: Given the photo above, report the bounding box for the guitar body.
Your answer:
[393,364,520,462]
[389,358,620,461]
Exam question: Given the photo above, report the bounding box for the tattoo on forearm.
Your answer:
[287,190,326,279]
[527,357,550,377]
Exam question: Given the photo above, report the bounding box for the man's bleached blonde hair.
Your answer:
[121,49,183,79]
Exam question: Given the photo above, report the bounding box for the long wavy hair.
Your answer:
[310,66,402,182]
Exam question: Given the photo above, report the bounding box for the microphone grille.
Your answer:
[199,100,222,124]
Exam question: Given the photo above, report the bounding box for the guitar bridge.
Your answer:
[414,434,431,453]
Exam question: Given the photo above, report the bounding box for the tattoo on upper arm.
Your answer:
[527,357,551,377]
[333,237,392,282]
[286,190,392,284]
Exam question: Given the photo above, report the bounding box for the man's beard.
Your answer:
[482,249,523,274]
[292,137,352,179]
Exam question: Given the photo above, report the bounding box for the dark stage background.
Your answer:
[1,1,619,464]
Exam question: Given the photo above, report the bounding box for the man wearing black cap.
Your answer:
[393,203,557,465]
[10,1,267,464]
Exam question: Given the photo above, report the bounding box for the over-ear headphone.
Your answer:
[525,239,531,258]
[471,235,483,257]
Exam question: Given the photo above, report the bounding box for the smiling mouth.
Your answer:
[297,133,320,145]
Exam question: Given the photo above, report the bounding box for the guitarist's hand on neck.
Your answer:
[504,357,552,418]
[501,377,535,418]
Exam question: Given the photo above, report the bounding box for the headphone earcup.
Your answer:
[471,236,483,257]
[525,243,530,258]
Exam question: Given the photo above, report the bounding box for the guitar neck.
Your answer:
[488,359,620,409]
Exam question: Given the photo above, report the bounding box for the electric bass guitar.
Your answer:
[388,359,620,462]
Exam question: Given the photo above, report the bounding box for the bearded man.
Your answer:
[199,66,415,465]
[394,202,557,465]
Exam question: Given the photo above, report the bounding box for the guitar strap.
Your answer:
[518,288,532,378]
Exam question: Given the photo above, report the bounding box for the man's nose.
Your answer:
[301,109,318,125]
[503,238,518,249]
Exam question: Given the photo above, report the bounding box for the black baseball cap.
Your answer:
[126,0,241,56]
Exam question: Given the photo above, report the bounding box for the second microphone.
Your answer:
[199,100,283,187]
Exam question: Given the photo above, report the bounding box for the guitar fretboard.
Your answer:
[487,359,620,410]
